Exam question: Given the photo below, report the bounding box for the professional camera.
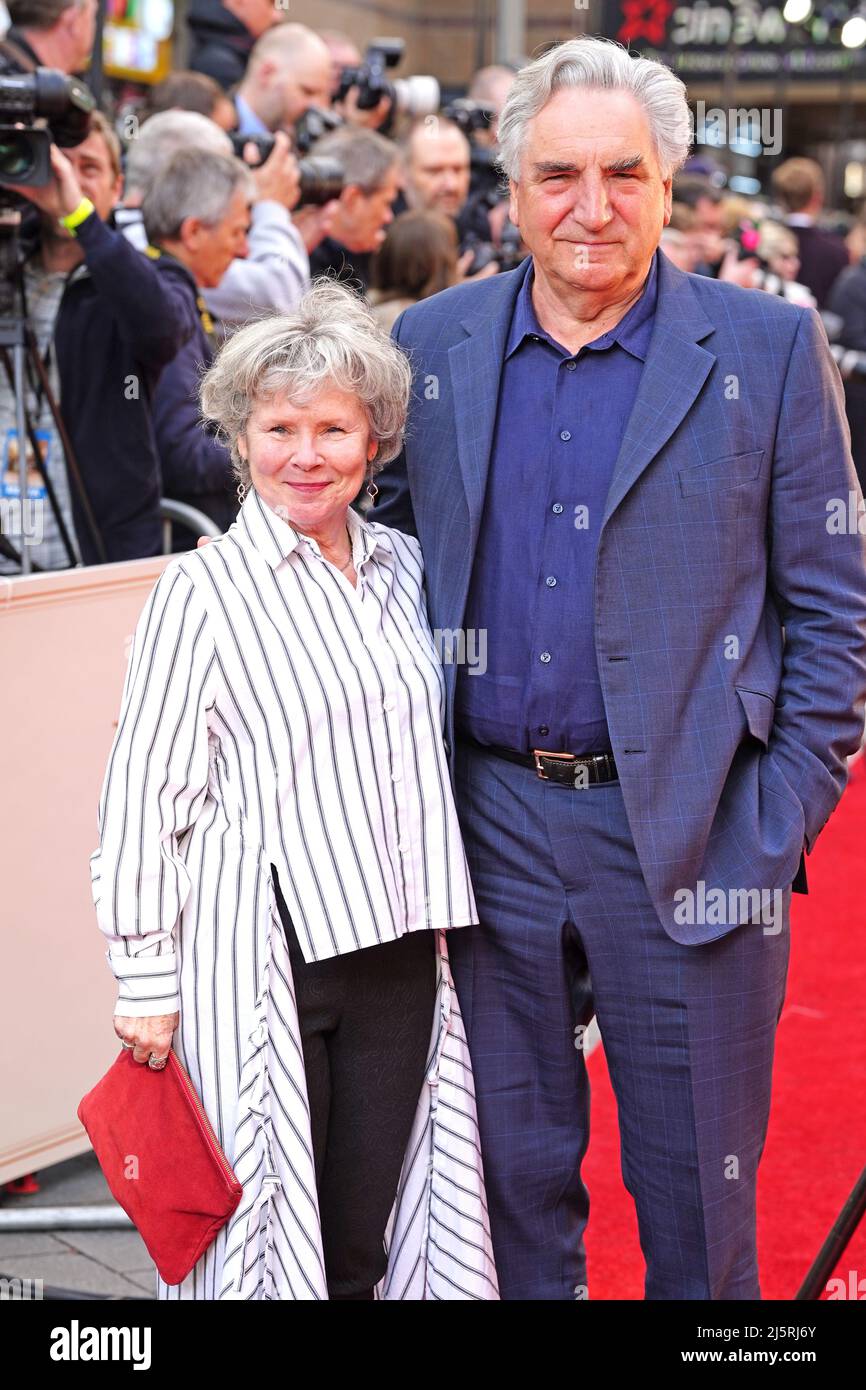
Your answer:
[441,97,495,141]
[336,38,438,132]
[228,129,344,207]
[0,69,94,189]
[441,97,504,204]
[294,105,343,155]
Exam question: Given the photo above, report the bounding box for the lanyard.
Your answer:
[145,243,219,352]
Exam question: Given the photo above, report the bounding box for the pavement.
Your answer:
[0,1152,155,1299]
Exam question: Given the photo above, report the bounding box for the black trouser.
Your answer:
[270,866,436,1299]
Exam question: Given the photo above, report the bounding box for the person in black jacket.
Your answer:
[141,147,254,549]
[826,254,866,494]
[0,111,198,568]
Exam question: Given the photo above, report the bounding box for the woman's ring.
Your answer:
[147,1054,167,1070]
[118,1039,134,1049]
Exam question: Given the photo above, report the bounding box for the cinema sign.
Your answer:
[601,0,866,77]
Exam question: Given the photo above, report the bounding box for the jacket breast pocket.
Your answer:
[735,684,776,749]
[678,449,765,498]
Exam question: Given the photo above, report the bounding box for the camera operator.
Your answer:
[0,0,97,78]
[232,22,332,139]
[116,110,337,325]
[0,111,199,571]
[143,148,254,547]
[306,126,402,293]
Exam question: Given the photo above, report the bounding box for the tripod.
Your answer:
[0,198,105,573]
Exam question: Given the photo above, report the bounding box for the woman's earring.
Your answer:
[237,480,246,505]
[366,479,378,502]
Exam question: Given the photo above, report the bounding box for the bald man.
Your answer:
[234,22,333,137]
[402,118,472,220]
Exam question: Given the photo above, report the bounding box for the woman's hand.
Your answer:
[114,1013,179,1066]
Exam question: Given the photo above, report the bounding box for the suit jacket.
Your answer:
[373,250,866,945]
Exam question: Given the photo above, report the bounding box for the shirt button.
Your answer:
[565,360,577,371]
[398,840,409,853]
[560,429,572,442]
[383,697,395,712]
[539,725,550,736]
[539,651,551,663]
[552,502,564,515]
[545,576,557,588]
[391,769,402,782]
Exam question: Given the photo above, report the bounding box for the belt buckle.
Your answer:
[532,749,577,781]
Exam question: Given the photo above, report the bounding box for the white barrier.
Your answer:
[0,555,173,1185]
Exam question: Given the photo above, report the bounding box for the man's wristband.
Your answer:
[59,197,95,233]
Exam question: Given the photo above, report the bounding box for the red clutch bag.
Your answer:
[77,1048,243,1286]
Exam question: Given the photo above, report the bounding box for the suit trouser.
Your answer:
[271,865,436,1299]
[446,742,792,1301]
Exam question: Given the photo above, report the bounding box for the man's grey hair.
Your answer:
[310,127,400,194]
[199,277,412,491]
[496,37,692,184]
[141,148,254,243]
[125,110,232,200]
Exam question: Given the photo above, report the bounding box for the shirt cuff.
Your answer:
[107,949,181,1017]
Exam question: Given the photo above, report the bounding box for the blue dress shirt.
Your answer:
[234,94,272,138]
[454,250,659,753]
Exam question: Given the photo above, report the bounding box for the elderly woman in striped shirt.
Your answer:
[90,279,498,1301]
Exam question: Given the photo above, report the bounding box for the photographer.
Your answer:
[117,110,338,325]
[402,116,471,221]
[307,126,402,292]
[232,22,332,139]
[143,148,255,546]
[0,111,198,571]
[0,0,96,78]
[395,116,503,280]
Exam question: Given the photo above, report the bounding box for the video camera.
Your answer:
[0,69,94,190]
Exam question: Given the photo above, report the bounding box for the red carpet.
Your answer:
[584,758,866,1300]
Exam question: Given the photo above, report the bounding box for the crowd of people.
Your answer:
[1,1,865,575]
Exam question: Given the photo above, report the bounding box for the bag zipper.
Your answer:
[168,1051,239,1186]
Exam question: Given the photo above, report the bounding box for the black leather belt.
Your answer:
[461,737,618,787]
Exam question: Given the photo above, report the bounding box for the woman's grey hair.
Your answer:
[141,148,254,243]
[125,110,233,200]
[199,277,413,490]
[496,37,692,185]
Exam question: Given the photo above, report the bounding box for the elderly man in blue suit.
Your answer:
[373,36,866,1300]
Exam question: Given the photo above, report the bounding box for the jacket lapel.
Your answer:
[447,258,533,555]
[601,253,717,527]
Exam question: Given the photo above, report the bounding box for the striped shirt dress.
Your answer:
[89,487,500,1300]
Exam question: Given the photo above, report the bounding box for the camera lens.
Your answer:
[0,132,36,180]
